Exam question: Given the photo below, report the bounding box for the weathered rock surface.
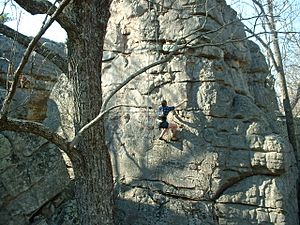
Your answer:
[103,0,298,224]
[0,35,72,225]
[0,132,71,225]
[0,0,299,224]
[0,35,64,121]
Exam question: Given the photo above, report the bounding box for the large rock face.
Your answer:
[0,0,298,224]
[0,35,72,225]
[102,0,298,224]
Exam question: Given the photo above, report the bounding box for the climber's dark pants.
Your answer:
[159,120,169,129]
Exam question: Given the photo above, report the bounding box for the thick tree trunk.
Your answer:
[66,1,114,224]
[72,141,114,225]
[0,0,114,224]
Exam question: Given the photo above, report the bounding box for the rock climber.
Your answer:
[20,74,30,88]
[157,98,187,141]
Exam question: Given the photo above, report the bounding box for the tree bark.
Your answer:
[66,1,114,224]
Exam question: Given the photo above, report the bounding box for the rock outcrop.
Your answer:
[0,35,72,225]
[0,0,298,224]
[102,0,298,224]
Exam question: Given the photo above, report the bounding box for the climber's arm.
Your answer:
[175,99,188,108]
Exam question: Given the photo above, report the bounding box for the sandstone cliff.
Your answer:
[102,0,298,224]
[0,0,298,224]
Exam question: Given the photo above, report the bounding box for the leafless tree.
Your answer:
[263,0,297,159]
[1,0,290,224]
[230,0,300,219]
[231,0,299,162]
[284,33,300,117]
[0,1,115,224]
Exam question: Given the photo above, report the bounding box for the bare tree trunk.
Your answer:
[265,0,300,220]
[267,0,298,161]
[291,83,300,110]
[66,1,114,224]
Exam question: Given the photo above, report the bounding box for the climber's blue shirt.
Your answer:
[157,105,175,128]
[157,106,175,120]
[161,106,175,116]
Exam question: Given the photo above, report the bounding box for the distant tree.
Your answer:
[231,0,299,162]
[283,33,300,117]
[0,13,10,23]
[0,0,11,24]
[262,0,298,159]
[232,0,300,218]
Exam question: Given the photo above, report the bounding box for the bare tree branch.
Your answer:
[14,0,54,15]
[0,116,83,162]
[68,48,180,148]
[245,25,279,69]
[0,0,9,17]
[75,32,260,147]
[247,0,298,161]
[0,0,71,118]
[0,23,67,72]
[70,17,256,146]
[70,104,151,147]
[14,0,74,32]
